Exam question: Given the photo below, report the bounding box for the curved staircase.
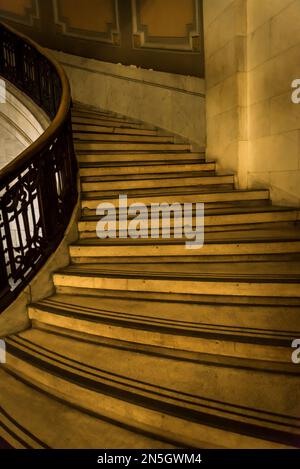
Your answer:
[1,104,300,449]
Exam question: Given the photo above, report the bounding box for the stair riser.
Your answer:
[72,111,145,122]
[81,176,234,192]
[79,163,214,175]
[0,413,37,448]
[74,133,175,143]
[0,428,28,449]
[75,143,191,152]
[72,124,163,136]
[81,191,270,210]
[72,116,149,129]
[4,354,292,449]
[78,212,300,236]
[77,153,205,164]
[29,307,291,362]
[53,273,300,298]
[0,368,173,449]
[29,301,300,334]
[69,241,300,258]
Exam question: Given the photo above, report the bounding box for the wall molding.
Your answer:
[0,1,204,77]
[0,0,40,27]
[131,0,202,51]
[53,0,121,45]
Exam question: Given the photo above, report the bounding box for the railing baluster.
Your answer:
[0,22,77,313]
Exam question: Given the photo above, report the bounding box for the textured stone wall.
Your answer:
[204,0,300,205]
[51,49,206,149]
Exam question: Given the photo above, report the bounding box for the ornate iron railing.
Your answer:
[0,22,77,312]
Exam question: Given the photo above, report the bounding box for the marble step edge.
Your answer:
[79,170,219,180]
[32,291,300,334]
[54,285,300,306]
[80,174,234,184]
[73,134,177,143]
[79,206,299,220]
[0,368,178,449]
[77,153,206,161]
[72,124,173,137]
[0,405,45,449]
[81,190,270,206]
[4,335,300,449]
[28,302,297,362]
[68,241,300,259]
[29,300,298,342]
[53,269,300,300]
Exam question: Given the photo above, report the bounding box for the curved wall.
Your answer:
[52,49,206,149]
[0,79,50,170]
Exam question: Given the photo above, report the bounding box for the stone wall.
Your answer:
[247,0,300,205]
[203,0,247,186]
[204,0,300,205]
[51,49,206,149]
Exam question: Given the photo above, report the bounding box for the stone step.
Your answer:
[72,107,145,121]
[78,223,300,240]
[77,152,206,164]
[79,161,212,175]
[4,328,300,448]
[72,115,157,130]
[29,293,298,361]
[30,292,300,339]
[72,221,300,255]
[55,284,300,305]
[69,240,300,258]
[74,131,176,144]
[78,207,300,237]
[81,189,270,210]
[0,369,171,449]
[75,142,191,152]
[72,123,166,136]
[80,174,234,192]
[54,260,300,298]
[72,109,149,126]
[5,102,299,450]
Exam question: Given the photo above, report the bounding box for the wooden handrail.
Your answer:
[0,21,78,312]
[0,21,71,184]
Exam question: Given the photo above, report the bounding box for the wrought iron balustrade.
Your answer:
[0,22,77,312]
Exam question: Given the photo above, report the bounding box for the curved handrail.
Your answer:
[0,22,70,183]
[0,22,78,311]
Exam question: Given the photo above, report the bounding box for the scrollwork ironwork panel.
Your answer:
[0,23,77,312]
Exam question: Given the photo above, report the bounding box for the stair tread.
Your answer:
[80,205,299,220]
[0,369,171,449]
[4,327,300,450]
[72,109,145,122]
[72,124,165,136]
[6,327,300,429]
[81,172,232,182]
[72,114,150,128]
[32,294,299,342]
[4,103,300,449]
[75,144,191,151]
[79,161,210,169]
[73,133,176,143]
[60,259,300,280]
[73,222,300,244]
[77,152,205,162]
[81,187,269,200]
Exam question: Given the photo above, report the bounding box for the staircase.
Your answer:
[1,104,300,449]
